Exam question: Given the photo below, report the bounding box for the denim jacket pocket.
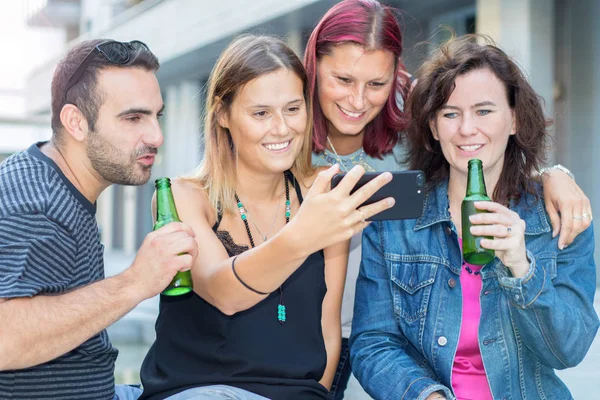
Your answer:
[535,252,557,279]
[389,256,438,324]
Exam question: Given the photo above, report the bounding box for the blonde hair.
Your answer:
[187,35,314,216]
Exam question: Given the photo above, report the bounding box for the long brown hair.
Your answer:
[188,35,314,215]
[406,35,550,205]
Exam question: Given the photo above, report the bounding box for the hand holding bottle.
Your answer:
[153,177,194,296]
[469,201,529,278]
[129,222,199,300]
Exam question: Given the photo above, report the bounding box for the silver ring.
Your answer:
[357,208,366,224]
[582,213,593,220]
[506,225,512,236]
[573,215,584,220]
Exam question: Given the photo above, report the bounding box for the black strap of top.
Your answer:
[212,170,302,232]
[284,170,303,204]
[212,208,224,231]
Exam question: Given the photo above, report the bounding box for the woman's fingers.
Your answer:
[330,165,366,194]
[478,221,524,250]
[469,211,515,227]
[581,207,594,230]
[563,199,585,247]
[347,171,393,208]
[307,164,340,198]
[345,199,394,237]
[480,237,518,250]
[470,223,512,238]
[544,199,561,238]
[473,200,512,214]
[355,197,395,222]
[560,198,593,248]
[469,202,526,245]
[556,200,575,250]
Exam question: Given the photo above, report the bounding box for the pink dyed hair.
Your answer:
[304,0,410,158]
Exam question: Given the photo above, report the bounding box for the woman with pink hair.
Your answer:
[304,1,592,398]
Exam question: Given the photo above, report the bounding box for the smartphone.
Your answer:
[331,170,426,221]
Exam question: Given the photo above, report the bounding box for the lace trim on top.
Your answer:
[216,230,249,257]
[212,170,301,258]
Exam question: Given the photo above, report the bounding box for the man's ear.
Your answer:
[59,104,88,142]
[429,119,439,141]
[215,98,229,129]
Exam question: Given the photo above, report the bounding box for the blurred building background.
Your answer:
[13,0,600,396]
[0,2,61,164]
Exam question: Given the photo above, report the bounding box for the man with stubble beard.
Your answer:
[0,39,198,400]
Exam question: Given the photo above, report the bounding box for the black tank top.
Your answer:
[140,172,330,400]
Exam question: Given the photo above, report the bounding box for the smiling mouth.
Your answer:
[263,140,291,151]
[459,144,484,152]
[337,104,365,119]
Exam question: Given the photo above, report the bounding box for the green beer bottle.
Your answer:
[461,159,495,265]
[154,177,193,296]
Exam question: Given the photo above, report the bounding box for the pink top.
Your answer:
[452,239,493,400]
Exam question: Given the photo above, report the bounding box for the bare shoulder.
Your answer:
[170,177,204,199]
[162,177,215,225]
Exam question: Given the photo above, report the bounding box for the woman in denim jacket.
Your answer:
[350,35,599,400]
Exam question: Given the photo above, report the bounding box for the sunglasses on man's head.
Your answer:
[63,40,150,104]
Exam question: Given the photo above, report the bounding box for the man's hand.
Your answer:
[128,222,198,300]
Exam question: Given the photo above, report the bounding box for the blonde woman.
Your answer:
[139,35,393,400]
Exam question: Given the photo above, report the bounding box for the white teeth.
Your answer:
[460,145,483,152]
[339,106,363,118]
[264,141,290,151]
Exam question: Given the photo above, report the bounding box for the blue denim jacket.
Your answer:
[350,180,599,400]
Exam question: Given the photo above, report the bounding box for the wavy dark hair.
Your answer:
[304,0,411,158]
[406,35,550,205]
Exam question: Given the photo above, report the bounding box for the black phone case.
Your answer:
[331,170,426,221]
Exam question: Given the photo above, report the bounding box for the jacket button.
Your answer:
[445,226,452,235]
[438,336,448,346]
[448,278,456,288]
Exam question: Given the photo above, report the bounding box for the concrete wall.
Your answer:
[477,0,599,282]
[555,0,600,282]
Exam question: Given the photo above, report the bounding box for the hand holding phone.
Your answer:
[331,170,425,221]
[287,164,395,255]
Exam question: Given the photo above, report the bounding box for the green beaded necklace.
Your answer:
[234,171,290,324]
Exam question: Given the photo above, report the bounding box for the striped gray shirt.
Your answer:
[0,143,118,399]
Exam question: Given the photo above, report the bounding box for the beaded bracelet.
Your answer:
[231,255,269,295]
